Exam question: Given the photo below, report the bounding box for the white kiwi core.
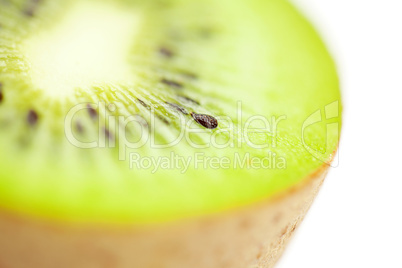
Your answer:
[23,3,140,97]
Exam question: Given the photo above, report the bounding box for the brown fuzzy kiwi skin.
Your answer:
[0,162,331,268]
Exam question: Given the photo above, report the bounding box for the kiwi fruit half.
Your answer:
[0,0,342,267]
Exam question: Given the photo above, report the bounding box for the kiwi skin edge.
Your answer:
[0,162,330,268]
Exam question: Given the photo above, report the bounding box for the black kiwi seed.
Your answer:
[166,102,188,115]
[159,47,174,58]
[157,115,170,125]
[0,83,3,103]
[27,110,39,126]
[178,95,200,105]
[137,98,150,109]
[191,113,218,129]
[161,79,183,89]
[103,127,113,140]
[76,121,84,133]
[87,104,98,119]
[181,72,198,80]
[24,0,41,17]
[24,8,35,17]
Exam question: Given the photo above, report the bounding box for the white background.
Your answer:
[277,1,402,267]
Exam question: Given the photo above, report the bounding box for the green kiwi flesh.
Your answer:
[0,0,341,225]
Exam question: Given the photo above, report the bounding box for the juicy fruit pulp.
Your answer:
[0,0,341,224]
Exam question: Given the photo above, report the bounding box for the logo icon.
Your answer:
[302,101,340,167]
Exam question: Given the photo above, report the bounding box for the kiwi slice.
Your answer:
[0,0,341,267]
